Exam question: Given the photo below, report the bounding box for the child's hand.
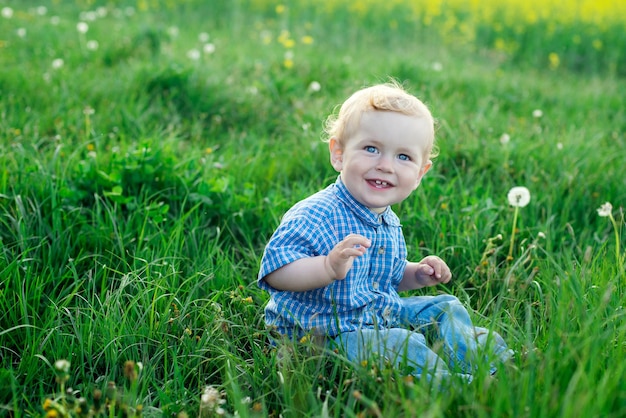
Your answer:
[324,234,371,280]
[414,256,452,287]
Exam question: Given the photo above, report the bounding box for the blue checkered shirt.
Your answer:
[258,177,408,339]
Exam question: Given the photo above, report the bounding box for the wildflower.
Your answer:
[507,186,531,208]
[200,386,226,413]
[2,7,13,18]
[50,16,60,25]
[36,6,47,15]
[506,186,531,260]
[86,40,99,50]
[203,43,216,54]
[432,62,443,71]
[187,49,201,60]
[198,32,210,42]
[54,359,71,374]
[537,232,546,239]
[548,52,560,69]
[52,58,64,69]
[532,109,543,118]
[556,142,563,150]
[301,35,314,45]
[500,133,510,145]
[77,22,89,34]
[276,4,286,14]
[123,360,138,382]
[597,202,612,217]
[167,26,179,37]
[308,81,321,92]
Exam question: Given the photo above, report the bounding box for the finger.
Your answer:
[341,234,371,249]
[416,263,435,277]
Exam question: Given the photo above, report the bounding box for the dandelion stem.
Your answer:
[508,206,519,260]
[609,214,620,265]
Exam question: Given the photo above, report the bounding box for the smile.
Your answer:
[368,179,392,188]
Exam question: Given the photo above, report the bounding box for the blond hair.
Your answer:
[323,81,438,158]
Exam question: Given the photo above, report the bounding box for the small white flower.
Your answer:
[203,43,216,54]
[432,61,443,71]
[36,6,47,16]
[187,49,201,60]
[556,142,563,150]
[1,7,13,18]
[532,109,543,118]
[52,58,64,69]
[17,28,27,38]
[308,81,321,92]
[500,133,510,145]
[86,40,99,50]
[167,26,179,37]
[96,7,108,17]
[54,359,71,373]
[284,50,294,60]
[507,186,531,208]
[50,16,60,25]
[537,231,546,239]
[597,202,613,217]
[198,32,210,42]
[77,22,89,34]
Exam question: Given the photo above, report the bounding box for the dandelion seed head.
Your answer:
[50,16,60,25]
[308,80,321,92]
[556,142,563,150]
[432,62,443,71]
[507,186,531,208]
[86,40,99,50]
[51,58,64,69]
[532,109,543,118]
[187,49,201,60]
[198,32,210,42]
[36,6,48,16]
[597,202,613,217]
[54,359,71,373]
[203,43,216,54]
[500,133,510,145]
[17,28,27,38]
[77,22,89,33]
[2,7,13,18]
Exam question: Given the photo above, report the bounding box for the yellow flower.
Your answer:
[548,52,560,69]
[301,35,314,45]
[276,4,285,14]
[283,59,293,69]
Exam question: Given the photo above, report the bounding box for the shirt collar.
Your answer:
[334,176,401,227]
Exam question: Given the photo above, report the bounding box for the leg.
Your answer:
[400,295,510,374]
[333,327,472,382]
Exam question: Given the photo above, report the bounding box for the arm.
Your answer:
[397,255,452,292]
[263,234,371,292]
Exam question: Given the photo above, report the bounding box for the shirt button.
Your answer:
[378,246,385,255]
[373,282,379,290]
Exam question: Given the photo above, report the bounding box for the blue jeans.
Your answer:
[333,295,513,381]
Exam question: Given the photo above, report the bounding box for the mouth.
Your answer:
[367,179,393,189]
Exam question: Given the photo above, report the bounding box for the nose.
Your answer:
[376,154,394,173]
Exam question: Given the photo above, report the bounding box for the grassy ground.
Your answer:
[1,0,625,416]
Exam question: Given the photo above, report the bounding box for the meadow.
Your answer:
[0,0,625,416]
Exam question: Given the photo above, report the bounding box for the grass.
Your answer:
[1,0,625,416]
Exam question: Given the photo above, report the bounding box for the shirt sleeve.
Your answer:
[258,213,335,291]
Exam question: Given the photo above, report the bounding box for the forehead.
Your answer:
[357,111,433,146]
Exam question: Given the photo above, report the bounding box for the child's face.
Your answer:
[330,110,432,214]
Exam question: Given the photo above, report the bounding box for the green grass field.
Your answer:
[1,1,625,416]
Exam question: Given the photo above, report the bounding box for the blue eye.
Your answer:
[398,154,411,161]
[364,146,378,153]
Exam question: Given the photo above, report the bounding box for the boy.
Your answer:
[258,82,512,380]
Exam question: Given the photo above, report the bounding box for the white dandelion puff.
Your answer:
[507,186,531,208]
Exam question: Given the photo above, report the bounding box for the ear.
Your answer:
[414,159,433,189]
[329,138,344,172]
